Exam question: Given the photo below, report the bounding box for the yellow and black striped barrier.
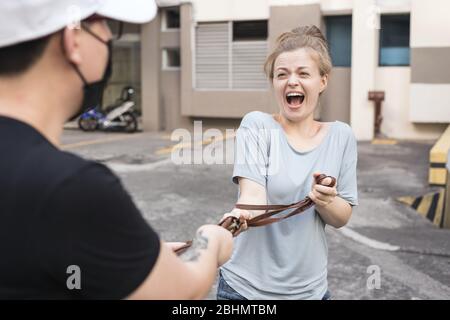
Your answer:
[397,189,446,228]
[445,165,450,229]
[429,125,450,187]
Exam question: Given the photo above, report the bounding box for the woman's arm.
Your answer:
[220,177,268,235]
[308,173,352,228]
[234,177,267,216]
[225,174,352,230]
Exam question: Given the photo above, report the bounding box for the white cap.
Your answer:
[0,0,158,48]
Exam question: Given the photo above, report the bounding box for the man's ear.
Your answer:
[62,27,82,65]
[320,73,328,94]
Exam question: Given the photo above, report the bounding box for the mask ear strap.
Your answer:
[71,62,88,85]
[60,29,88,85]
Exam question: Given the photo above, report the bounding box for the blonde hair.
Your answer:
[264,25,332,79]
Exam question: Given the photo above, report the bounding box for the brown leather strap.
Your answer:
[174,174,336,255]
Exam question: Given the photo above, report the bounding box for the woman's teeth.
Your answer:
[286,92,305,106]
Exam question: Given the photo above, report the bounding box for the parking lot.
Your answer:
[63,127,450,300]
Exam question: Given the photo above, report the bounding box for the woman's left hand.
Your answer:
[308,172,338,208]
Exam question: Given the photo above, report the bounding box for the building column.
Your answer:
[350,0,378,140]
[141,13,161,131]
[180,3,194,117]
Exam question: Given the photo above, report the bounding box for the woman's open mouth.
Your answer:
[285,92,305,108]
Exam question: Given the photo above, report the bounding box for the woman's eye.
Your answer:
[300,72,309,77]
[276,73,286,78]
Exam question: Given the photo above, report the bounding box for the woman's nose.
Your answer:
[287,74,300,86]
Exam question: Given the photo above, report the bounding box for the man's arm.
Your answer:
[126,224,232,300]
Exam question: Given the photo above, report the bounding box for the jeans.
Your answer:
[216,271,247,300]
[216,271,332,300]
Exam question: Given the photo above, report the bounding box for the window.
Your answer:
[233,21,268,41]
[325,15,352,67]
[162,7,180,30]
[162,48,180,69]
[195,21,268,90]
[379,14,410,66]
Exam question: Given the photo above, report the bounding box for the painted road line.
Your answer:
[339,227,400,251]
[156,133,236,156]
[60,133,143,150]
[371,138,398,145]
[339,226,450,257]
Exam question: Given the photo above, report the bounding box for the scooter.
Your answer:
[78,86,139,133]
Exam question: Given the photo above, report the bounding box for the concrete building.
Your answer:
[112,0,450,140]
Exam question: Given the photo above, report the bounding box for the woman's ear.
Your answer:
[62,26,82,65]
[319,73,329,94]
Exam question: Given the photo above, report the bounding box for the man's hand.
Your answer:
[308,172,338,208]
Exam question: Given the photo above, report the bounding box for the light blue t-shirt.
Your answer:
[221,111,358,300]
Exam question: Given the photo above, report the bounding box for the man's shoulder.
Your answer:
[0,116,110,186]
[46,149,118,192]
[32,144,109,182]
[15,142,118,200]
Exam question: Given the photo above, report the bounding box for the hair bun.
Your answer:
[265,24,332,79]
[276,25,326,46]
[293,25,326,42]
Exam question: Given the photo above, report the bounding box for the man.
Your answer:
[0,0,233,299]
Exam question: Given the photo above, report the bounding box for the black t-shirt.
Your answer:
[0,116,160,299]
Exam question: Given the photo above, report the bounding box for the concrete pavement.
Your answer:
[62,128,450,300]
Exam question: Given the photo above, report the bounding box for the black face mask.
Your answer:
[68,28,113,121]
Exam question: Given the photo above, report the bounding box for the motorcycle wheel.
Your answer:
[122,112,138,133]
[78,117,98,132]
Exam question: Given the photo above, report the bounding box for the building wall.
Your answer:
[347,0,447,140]
[410,0,450,123]
[321,0,352,14]
[191,0,269,21]
[321,68,351,123]
[142,6,190,131]
[376,67,448,139]
[268,4,321,51]
[139,0,449,139]
[191,0,356,21]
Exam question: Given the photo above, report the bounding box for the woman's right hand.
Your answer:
[219,208,252,237]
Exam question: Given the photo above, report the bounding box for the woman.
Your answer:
[217,25,358,300]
